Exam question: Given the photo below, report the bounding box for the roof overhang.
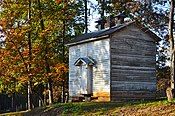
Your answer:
[66,35,109,46]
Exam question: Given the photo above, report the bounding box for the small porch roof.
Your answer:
[74,57,95,66]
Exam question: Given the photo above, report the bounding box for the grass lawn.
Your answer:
[1,99,175,116]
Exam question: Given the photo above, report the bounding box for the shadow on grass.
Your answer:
[8,98,175,116]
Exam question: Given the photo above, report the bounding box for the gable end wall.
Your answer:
[110,24,157,101]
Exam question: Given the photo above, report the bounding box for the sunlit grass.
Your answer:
[1,99,175,116]
[0,110,27,116]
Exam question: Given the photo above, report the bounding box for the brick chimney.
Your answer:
[109,15,116,28]
[116,13,126,24]
[95,18,106,30]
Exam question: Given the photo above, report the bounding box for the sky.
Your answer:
[88,0,99,32]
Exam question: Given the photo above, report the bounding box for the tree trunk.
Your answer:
[62,22,66,103]
[27,81,32,110]
[37,0,53,105]
[62,3,66,102]
[101,0,105,29]
[27,0,33,110]
[62,81,65,103]
[48,79,53,105]
[167,0,175,102]
[84,0,88,33]
[38,84,44,106]
[166,87,173,102]
[11,93,16,111]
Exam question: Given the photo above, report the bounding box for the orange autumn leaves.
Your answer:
[55,0,62,4]
[0,42,68,92]
[0,25,68,93]
[0,0,78,96]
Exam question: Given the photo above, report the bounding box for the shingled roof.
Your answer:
[67,21,161,46]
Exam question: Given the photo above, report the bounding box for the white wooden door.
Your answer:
[80,65,87,94]
[79,65,93,95]
[87,66,93,94]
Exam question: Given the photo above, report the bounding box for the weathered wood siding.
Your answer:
[110,24,157,101]
[69,39,110,101]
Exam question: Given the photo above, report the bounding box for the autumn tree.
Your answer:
[0,0,85,110]
[0,0,35,110]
